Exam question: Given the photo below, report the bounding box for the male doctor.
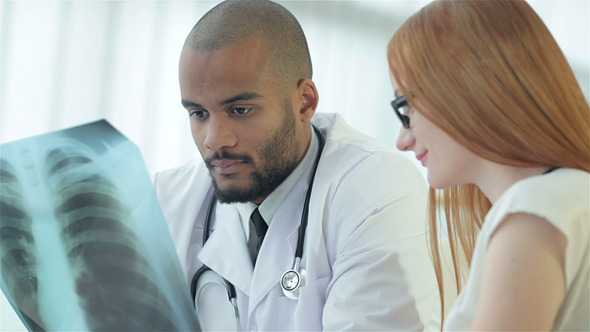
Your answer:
[154,0,437,330]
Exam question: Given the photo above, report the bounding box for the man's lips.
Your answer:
[209,159,247,174]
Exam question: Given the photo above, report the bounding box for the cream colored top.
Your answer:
[444,168,589,331]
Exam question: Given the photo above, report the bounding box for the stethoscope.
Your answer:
[190,124,326,324]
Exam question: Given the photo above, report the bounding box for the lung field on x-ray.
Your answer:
[0,159,46,331]
[43,143,178,331]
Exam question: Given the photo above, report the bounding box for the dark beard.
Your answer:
[211,101,300,204]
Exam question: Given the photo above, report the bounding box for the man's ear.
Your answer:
[296,78,319,122]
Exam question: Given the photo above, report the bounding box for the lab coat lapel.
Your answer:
[197,203,254,295]
[248,183,304,312]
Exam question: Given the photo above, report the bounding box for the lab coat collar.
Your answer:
[234,128,318,238]
[197,202,254,296]
[247,156,314,314]
[257,127,318,222]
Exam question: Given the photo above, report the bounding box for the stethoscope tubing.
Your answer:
[294,125,324,258]
[190,192,223,303]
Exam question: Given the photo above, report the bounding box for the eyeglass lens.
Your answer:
[391,96,410,128]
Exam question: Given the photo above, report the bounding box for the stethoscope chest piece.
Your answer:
[281,257,306,300]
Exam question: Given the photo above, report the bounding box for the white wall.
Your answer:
[2,0,587,176]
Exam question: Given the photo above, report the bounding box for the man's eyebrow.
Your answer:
[181,99,204,109]
[221,92,264,105]
[181,92,264,109]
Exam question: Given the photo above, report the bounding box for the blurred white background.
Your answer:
[1,0,588,330]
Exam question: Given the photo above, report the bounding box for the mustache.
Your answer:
[204,150,254,166]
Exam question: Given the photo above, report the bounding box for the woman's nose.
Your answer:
[396,127,415,152]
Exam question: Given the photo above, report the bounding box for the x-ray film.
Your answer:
[0,120,200,331]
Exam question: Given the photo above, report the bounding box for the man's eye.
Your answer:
[190,110,208,119]
[231,107,252,115]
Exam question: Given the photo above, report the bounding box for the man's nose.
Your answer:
[203,117,237,151]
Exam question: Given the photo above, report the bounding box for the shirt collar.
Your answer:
[236,128,319,238]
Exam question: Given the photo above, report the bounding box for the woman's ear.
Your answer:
[296,78,319,122]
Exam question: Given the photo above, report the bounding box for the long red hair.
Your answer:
[387,0,590,325]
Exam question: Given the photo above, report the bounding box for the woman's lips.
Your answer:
[416,151,427,165]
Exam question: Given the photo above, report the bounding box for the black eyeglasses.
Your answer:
[391,95,410,129]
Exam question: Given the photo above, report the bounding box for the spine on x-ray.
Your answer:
[44,144,178,331]
[0,159,46,331]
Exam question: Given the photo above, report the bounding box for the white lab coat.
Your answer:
[153,113,438,331]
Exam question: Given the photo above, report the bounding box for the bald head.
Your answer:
[183,0,312,87]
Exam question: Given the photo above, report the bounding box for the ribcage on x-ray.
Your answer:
[44,145,178,331]
[0,159,46,331]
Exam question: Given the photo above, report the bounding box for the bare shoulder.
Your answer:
[490,212,567,256]
[472,212,567,330]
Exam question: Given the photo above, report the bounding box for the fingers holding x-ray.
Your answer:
[0,159,46,331]
[43,143,179,331]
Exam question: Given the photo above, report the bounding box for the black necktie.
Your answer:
[248,208,268,264]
